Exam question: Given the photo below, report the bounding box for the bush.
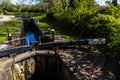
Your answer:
[46,0,120,58]
[88,14,116,38]
[88,13,120,57]
[0,8,2,14]
[46,12,56,21]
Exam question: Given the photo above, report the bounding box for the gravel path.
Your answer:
[0,16,13,25]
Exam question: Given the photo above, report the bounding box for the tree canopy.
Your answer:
[0,0,11,9]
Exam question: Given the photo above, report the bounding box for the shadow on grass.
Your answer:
[0,33,6,36]
[36,15,81,40]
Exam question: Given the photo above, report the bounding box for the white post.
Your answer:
[27,37,30,46]
[39,36,41,44]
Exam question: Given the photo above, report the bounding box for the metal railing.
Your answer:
[3,37,30,47]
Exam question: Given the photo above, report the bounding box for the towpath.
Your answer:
[0,16,12,25]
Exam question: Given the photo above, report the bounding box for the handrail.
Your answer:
[3,37,30,47]
[0,38,106,57]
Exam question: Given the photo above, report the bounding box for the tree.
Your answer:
[0,0,12,13]
[69,0,74,7]
[112,0,117,6]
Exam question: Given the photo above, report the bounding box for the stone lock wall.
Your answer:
[0,57,35,80]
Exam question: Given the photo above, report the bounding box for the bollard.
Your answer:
[51,28,55,42]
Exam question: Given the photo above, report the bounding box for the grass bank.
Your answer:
[0,20,20,43]
[0,15,80,43]
[35,15,81,40]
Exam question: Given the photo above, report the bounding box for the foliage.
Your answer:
[45,0,120,58]
[0,0,47,14]
[47,0,98,37]
[6,4,47,15]
[103,2,120,18]
[0,8,2,14]
[88,13,120,56]
[0,0,12,14]
[24,61,31,79]
[88,14,116,38]
[16,5,42,13]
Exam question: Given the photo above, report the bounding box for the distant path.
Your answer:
[0,16,13,25]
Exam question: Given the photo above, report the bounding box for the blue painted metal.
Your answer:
[24,33,36,45]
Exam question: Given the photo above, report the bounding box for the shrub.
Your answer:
[0,8,2,14]
[88,14,120,57]
[46,0,120,58]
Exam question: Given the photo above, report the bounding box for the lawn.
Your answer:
[0,20,20,43]
[35,15,81,40]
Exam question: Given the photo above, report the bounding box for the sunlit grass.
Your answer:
[0,20,20,43]
[39,22,50,32]
[35,15,80,40]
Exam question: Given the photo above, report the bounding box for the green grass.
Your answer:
[0,15,80,43]
[35,15,81,40]
[0,20,20,43]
